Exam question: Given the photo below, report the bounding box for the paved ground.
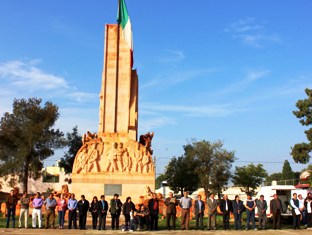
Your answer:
[0,228,311,235]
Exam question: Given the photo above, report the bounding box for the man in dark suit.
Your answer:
[194,194,205,230]
[219,194,233,230]
[109,193,122,230]
[77,195,89,230]
[270,194,282,229]
[148,193,159,231]
[97,195,108,230]
[256,195,268,230]
[164,192,178,230]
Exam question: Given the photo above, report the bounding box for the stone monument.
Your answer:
[71,24,155,203]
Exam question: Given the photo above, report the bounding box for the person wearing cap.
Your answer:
[109,193,122,230]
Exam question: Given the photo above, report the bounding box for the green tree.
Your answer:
[292,88,312,164]
[59,126,82,174]
[232,163,268,194]
[155,173,167,189]
[0,98,66,192]
[184,140,235,198]
[164,156,199,196]
[281,160,295,180]
[266,172,282,184]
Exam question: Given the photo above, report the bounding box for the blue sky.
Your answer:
[0,0,311,177]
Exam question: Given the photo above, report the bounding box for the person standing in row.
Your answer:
[123,197,136,231]
[89,196,98,230]
[57,194,67,229]
[77,195,89,230]
[219,194,232,230]
[148,193,159,231]
[207,193,218,230]
[304,194,312,229]
[232,195,244,230]
[32,192,43,229]
[179,191,192,230]
[164,192,178,230]
[5,189,18,228]
[244,193,256,230]
[18,191,30,228]
[290,193,301,230]
[44,193,57,229]
[97,195,108,230]
[194,194,205,230]
[270,194,282,229]
[67,193,78,229]
[256,195,267,230]
[110,193,122,230]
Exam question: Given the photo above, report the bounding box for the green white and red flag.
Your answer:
[117,0,133,68]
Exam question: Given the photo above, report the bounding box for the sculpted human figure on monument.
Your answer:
[131,143,143,173]
[139,132,154,154]
[142,150,150,173]
[82,131,98,145]
[116,142,125,172]
[122,149,131,172]
[105,142,118,172]
[76,145,88,173]
[88,143,100,172]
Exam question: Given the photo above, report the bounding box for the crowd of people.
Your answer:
[4,189,312,231]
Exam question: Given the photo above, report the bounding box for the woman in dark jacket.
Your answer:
[89,196,98,229]
[232,195,245,230]
[122,197,136,230]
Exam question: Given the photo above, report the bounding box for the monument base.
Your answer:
[71,172,155,203]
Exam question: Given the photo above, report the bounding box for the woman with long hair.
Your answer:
[89,196,99,229]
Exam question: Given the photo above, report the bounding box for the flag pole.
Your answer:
[115,0,121,133]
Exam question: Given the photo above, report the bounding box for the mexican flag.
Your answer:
[117,0,133,68]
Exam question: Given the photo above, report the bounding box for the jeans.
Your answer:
[58,210,65,227]
[234,213,242,230]
[246,209,256,229]
[6,207,16,228]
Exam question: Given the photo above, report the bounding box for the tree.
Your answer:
[232,163,268,194]
[164,156,199,196]
[184,140,236,198]
[155,173,167,189]
[281,160,295,180]
[59,126,82,174]
[291,88,312,164]
[0,98,66,192]
[266,172,282,183]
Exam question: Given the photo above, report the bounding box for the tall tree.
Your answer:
[281,160,295,180]
[232,163,268,194]
[59,126,82,174]
[164,156,199,196]
[291,88,312,164]
[0,98,66,192]
[184,140,236,198]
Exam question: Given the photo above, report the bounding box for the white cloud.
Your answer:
[141,102,246,118]
[157,49,185,63]
[218,69,270,95]
[224,18,280,47]
[0,60,68,90]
